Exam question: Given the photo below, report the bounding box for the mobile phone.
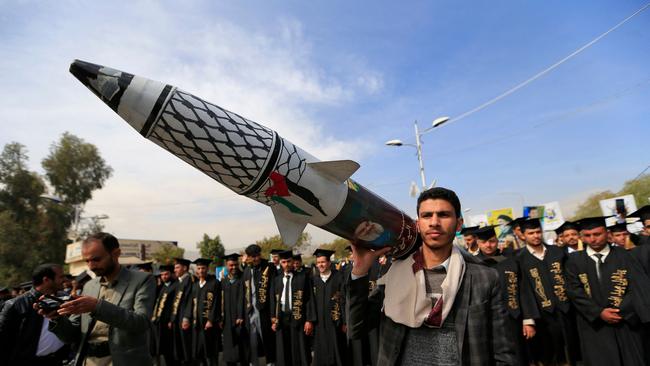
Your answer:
[37,298,61,312]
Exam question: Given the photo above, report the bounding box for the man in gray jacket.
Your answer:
[348,187,516,365]
[37,232,156,366]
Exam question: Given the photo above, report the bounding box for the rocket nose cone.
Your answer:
[69,59,101,87]
[69,59,134,112]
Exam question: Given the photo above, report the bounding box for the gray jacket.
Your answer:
[49,266,156,366]
[348,249,516,365]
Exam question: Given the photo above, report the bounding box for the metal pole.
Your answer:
[414,121,427,189]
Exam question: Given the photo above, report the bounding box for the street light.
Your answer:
[385,116,450,190]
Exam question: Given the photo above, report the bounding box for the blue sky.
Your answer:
[1,1,649,253]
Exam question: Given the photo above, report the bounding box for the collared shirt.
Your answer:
[280,272,293,310]
[320,271,331,283]
[87,272,121,366]
[36,317,65,356]
[199,279,206,288]
[586,244,610,264]
[179,273,189,283]
[526,244,546,260]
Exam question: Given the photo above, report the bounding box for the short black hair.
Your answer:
[417,187,461,218]
[84,232,120,252]
[32,263,60,286]
[245,244,262,256]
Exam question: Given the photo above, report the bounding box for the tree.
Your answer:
[255,232,312,259]
[42,132,113,206]
[570,174,650,220]
[197,233,225,266]
[151,243,185,265]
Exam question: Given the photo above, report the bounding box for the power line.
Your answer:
[633,165,650,181]
[423,2,650,135]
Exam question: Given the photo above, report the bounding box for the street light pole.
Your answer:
[386,116,450,192]
[413,121,427,189]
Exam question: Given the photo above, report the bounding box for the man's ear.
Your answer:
[456,217,464,233]
[112,247,121,258]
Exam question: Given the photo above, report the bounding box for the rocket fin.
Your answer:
[308,160,360,184]
[271,205,309,246]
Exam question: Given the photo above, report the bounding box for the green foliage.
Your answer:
[570,174,650,220]
[197,233,225,266]
[42,132,113,206]
[0,134,110,286]
[318,237,351,260]
[255,232,312,259]
[151,243,185,265]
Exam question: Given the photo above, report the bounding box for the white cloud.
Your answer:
[0,3,380,250]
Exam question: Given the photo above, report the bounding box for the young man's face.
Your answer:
[514,226,525,241]
[280,258,293,273]
[195,264,208,279]
[174,263,187,277]
[226,260,238,274]
[417,199,462,250]
[249,253,261,266]
[42,266,65,294]
[643,219,650,236]
[609,230,629,247]
[581,226,608,251]
[293,259,303,271]
[478,237,499,256]
[561,229,580,247]
[316,257,330,274]
[272,255,280,265]
[523,228,543,247]
[160,271,171,283]
[463,234,476,248]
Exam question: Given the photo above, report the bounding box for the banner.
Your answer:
[599,195,637,226]
[487,208,514,242]
[523,206,545,219]
[467,214,488,228]
[540,202,564,231]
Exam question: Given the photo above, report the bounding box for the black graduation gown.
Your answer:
[242,260,277,363]
[186,277,221,362]
[312,270,347,366]
[270,270,316,366]
[222,272,247,363]
[344,259,383,366]
[477,251,530,366]
[517,245,572,365]
[171,274,196,362]
[566,245,650,366]
[151,280,179,359]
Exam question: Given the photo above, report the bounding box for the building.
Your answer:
[65,238,178,275]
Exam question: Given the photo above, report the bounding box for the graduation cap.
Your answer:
[519,218,542,231]
[174,258,191,267]
[270,249,284,255]
[460,226,479,236]
[278,250,294,260]
[313,249,335,259]
[554,221,579,235]
[629,205,650,222]
[159,264,174,272]
[19,281,32,289]
[135,261,153,271]
[222,253,241,262]
[0,287,9,294]
[474,226,497,241]
[193,258,213,266]
[344,245,352,252]
[508,217,528,229]
[576,216,609,231]
[607,222,629,233]
[292,253,302,261]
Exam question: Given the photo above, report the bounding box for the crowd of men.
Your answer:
[1,193,650,366]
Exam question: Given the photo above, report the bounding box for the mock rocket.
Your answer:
[69,60,418,258]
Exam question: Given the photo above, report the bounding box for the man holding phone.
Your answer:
[0,263,68,365]
[37,232,156,366]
